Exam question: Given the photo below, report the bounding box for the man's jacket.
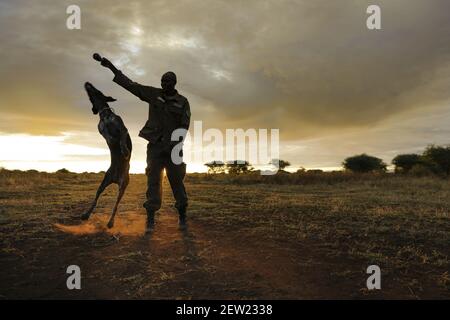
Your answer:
[113,70,191,146]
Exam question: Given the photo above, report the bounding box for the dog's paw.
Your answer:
[107,220,114,229]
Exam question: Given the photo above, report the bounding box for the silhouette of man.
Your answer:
[94,54,190,232]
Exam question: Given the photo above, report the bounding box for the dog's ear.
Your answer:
[105,96,117,102]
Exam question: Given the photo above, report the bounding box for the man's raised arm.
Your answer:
[93,53,155,102]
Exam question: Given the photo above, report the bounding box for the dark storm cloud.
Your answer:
[0,0,449,140]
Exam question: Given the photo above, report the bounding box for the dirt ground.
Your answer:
[0,171,449,299]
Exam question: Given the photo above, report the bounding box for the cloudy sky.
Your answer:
[0,0,449,172]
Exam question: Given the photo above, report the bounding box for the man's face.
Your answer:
[161,72,177,93]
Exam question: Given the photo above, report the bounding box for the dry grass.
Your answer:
[0,169,449,299]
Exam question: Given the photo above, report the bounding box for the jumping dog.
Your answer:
[81,82,132,228]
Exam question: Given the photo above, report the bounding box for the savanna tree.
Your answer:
[226,160,253,175]
[392,154,422,173]
[204,161,226,174]
[342,154,387,173]
[422,145,450,175]
[269,159,291,171]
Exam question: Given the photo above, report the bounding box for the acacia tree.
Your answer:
[226,160,253,174]
[204,161,226,174]
[269,159,291,171]
[342,154,387,173]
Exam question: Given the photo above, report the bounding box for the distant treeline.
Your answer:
[204,144,450,177]
[2,144,448,178]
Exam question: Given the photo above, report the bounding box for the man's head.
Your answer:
[161,71,177,95]
[84,82,116,114]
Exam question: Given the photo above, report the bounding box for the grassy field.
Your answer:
[0,169,449,299]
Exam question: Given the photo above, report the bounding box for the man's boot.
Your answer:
[146,210,155,233]
[178,206,187,227]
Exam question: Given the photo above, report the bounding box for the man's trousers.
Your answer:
[143,143,188,213]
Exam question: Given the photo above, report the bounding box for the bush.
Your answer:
[204,161,226,174]
[392,154,422,173]
[186,170,395,185]
[56,168,72,174]
[342,154,387,173]
[269,159,291,171]
[226,160,253,175]
[409,164,435,177]
[307,169,324,173]
[422,145,450,176]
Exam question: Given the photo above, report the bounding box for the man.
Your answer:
[94,54,191,231]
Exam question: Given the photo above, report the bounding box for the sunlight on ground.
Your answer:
[54,212,146,236]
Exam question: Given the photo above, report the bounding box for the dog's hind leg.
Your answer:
[106,179,128,228]
[81,174,112,220]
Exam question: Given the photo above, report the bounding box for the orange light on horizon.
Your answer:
[0,132,210,173]
[0,133,340,174]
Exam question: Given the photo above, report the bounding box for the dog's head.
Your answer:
[84,82,116,114]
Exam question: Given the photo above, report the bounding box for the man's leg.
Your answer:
[143,146,164,230]
[165,158,188,225]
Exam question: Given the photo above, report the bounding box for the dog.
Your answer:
[81,82,132,228]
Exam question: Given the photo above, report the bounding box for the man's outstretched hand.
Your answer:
[93,53,115,71]
[93,53,102,62]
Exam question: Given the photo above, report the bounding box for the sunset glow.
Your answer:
[0,1,449,173]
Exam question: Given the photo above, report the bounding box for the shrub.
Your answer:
[269,159,291,171]
[226,160,253,175]
[307,169,324,173]
[296,167,306,173]
[392,154,422,173]
[409,164,435,177]
[343,154,387,173]
[56,168,71,174]
[422,145,450,176]
[204,161,226,174]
